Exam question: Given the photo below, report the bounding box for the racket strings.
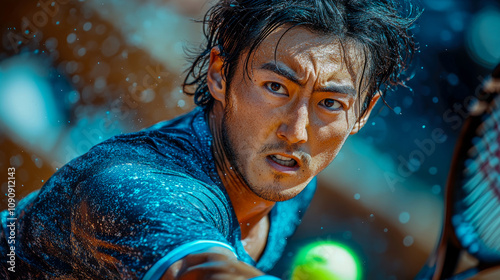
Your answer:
[455,92,500,258]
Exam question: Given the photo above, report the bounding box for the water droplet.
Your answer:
[399,212,410,224]
[431,185,441,195]
[67,33,77,44]
[83,22,92,31]
[394,106,402,115]
[429,167,438,175]
[101,36,120,57]
[177,99,186,108]
[403,236,414,247]
[77,47,86,57]
[447,73,459,86]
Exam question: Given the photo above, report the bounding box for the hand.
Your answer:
[162,246,265,280]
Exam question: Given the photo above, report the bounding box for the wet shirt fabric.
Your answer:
[0,107,316,279]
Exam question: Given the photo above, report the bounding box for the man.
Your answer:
[1,0,418,279]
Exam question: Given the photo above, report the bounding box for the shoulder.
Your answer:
[82,108,211,176]
[67,164,233,279]
[74,162,216,213]
[72,162,232,234]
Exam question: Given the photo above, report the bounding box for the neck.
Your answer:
[208,103,275,239]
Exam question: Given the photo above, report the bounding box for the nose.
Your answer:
[277,102,309,144]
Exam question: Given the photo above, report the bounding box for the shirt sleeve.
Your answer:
[69,163,233,280]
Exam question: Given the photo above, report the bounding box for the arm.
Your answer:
[70,164,279,280]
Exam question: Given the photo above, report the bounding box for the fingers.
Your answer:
[179,261,249,280]
[180,246,238,267]
[174,246,264,280]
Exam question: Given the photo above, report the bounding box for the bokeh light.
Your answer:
[466,7,500,68]
[0,56,64,152]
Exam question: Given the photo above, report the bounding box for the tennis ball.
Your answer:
[291,241,361,280]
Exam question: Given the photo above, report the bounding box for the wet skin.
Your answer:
[206,26,381,260]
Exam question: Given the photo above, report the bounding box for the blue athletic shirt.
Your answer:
[0,106,316,279]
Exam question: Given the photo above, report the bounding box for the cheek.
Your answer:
[311,122,351,168]
[226,116,254,154]
[228,86,278,143]
[225,104,268,158]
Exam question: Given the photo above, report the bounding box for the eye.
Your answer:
[265,82,287,96]
[319,98,343,111]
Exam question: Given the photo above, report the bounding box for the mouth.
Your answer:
[266,153,301,173]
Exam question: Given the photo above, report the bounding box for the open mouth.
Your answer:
[268,154,298,168]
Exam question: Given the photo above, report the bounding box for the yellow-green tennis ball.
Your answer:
[291,241,361,280]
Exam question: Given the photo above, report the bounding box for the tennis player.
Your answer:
[1,0,418,279]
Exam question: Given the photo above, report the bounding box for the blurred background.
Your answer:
[0,0,499,279]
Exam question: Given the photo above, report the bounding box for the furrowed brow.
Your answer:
[316,84,357,97]
[260,62,357,97]
[260,62,304,86]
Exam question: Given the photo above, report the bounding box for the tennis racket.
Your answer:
[416,63,500,280]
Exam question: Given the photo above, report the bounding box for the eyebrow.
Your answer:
[259,62,357,97]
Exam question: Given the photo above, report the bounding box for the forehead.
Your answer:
[247,26,366,86]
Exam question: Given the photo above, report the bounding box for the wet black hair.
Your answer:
[183,0,420,114]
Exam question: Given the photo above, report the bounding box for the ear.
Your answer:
[206,46,227,107]
[350,91,381,135]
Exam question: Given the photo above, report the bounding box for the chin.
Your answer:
[251,182,307,202]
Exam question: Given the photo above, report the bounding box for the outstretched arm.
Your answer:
[71,164,280,280]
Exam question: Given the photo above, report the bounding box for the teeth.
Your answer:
[274,154,292,161]
[271,155,297,167]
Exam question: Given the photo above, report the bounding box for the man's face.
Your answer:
[210,27,378,202]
